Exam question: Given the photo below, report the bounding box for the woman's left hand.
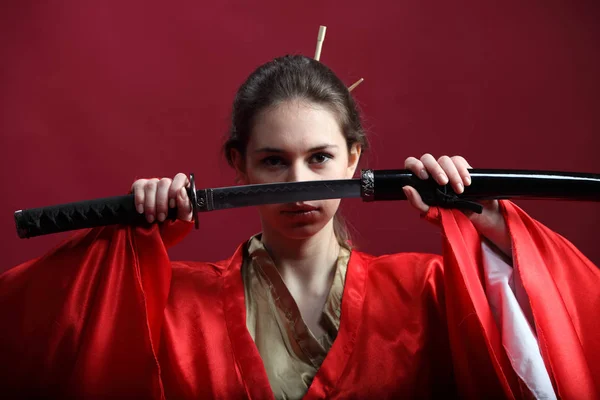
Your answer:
[403,154,512,257]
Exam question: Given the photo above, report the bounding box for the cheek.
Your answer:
[244,162,276,184]
[321,199,341,216]
[248,171,272,184]
[332,156,353,178]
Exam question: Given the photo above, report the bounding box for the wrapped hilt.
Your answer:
[15,172,204,238]
[14,194,182,239]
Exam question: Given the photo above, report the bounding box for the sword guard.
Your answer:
[360,170,375,201]
[188,173,200,229]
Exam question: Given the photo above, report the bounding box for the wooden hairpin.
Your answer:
[313,26,364,92]
[314,26,327,61]
[348,78,364,92]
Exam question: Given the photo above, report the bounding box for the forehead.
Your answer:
[248,100,345,150]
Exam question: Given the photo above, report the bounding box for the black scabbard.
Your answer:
[367,169,600,202]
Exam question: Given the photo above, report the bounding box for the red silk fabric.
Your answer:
[1,201,598,399]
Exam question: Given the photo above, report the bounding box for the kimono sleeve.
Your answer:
[429,200,600,399]
[0,220,192,399]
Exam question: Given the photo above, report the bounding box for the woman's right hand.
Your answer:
[130,173,193,223]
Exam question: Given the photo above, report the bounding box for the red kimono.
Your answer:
[1,201,599,399]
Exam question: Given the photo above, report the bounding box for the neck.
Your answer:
[260,221,340,291]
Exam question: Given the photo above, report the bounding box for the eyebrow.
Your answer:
[253,144,339,153]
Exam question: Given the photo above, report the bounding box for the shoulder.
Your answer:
[168,241,247,292]
[351,250,444,291]
[170,259,224,280]
[170,259,229,278]
[352,250,443,273]
[166,262,224,301]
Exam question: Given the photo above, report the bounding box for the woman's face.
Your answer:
[236,99,361,240]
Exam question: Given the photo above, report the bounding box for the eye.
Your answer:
[261,156,287,167]
[309,152,333,164]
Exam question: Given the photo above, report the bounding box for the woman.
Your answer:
[1,55,599,399]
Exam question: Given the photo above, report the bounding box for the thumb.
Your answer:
[176,187,194,221]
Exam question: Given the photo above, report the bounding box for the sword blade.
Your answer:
[196,179,362,211]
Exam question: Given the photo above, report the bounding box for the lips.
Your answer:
[280,203,320,214]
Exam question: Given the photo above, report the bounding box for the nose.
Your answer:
[287,162,316,183]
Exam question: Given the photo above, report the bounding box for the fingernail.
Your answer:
[465,176,472,185]
[419,170,429,180]
[180,187,186,198]
[147,214,155,223]
[402,186,410,198]
[136,204,144,214]
[158,213,166,222]
[438,173,448,184]
[169,199,175,208]
[456,183,464,193]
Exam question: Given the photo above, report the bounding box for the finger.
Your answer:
[156,178,172,222]
[404,157,429,180]
[132,180,147,214]
[176,186,193,221]
[420,153,448,185]
[438,155,464,194]
[169,173,190,208]
[403,186,429,213]
[451,156,472,186]
[143,180,159,223]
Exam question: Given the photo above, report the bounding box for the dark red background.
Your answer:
[1,0,599,273]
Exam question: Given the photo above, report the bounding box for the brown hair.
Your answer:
[223,55,368,246]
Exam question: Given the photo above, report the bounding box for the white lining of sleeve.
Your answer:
[482,241,556,399]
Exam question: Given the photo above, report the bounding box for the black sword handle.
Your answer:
[14,194,182,239]
[15,173,201,239]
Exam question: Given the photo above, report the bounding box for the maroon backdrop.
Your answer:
[1,0,599,273]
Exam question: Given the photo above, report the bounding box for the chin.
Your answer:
[259,202,338,240]
[279,223,326,240]
[268,216,334,241]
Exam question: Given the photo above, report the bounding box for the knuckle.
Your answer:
[134,190,144,200]
[145,179,157,189]
[131,179,147,193]
[158,178,172,188]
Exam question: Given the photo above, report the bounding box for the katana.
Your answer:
[14,169,600,238]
